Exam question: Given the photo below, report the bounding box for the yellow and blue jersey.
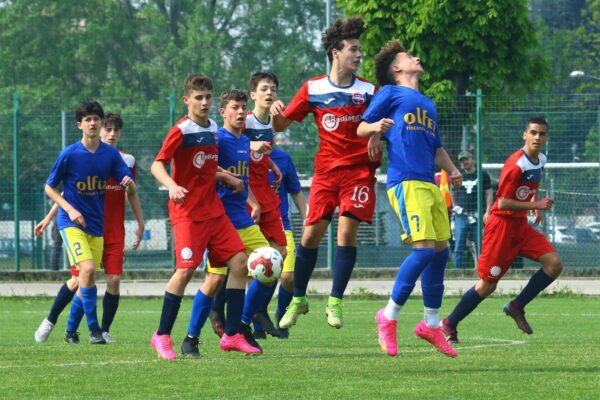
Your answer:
[46,141,133,236]
[216,127,254,229]
[362,85,442,189]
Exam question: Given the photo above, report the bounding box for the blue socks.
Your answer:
[421,248,449,309]
[66,295,84,333]
[276,286,293,318]
[330,246,357,299]
[187,290,214,337]
[80,286,100,332]
[242,280,273,325]
[224,288,245,336]
[47,283,76,324]
[391,248,436,306]
[515,268,555,308]
[101,291,120,333]
[293,245,319,297]
[157,291,183,335]
[447,286,485,327]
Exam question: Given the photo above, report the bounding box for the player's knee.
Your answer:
[475,279,497,297]
[280,271,293,290]
[175,268,195,284]
[202,274,226,297]
[105,274,121,293]
[227,252,248,278]
[543,254,563,278]
[66,276,79,291]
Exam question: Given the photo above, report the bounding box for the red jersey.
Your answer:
[155,117,224,224]
[492,149,546,219]
[244,112,280,213]
[283,75,378,174]
[103,150,135,245]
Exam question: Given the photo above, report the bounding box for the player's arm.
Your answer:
[150,160,188,204]
[126,189,145,250]
[44,184,86,228]
[268,158,282,184]
[250,141,272,154]
[35,202,60,236]
[356,119,394,138]
[246,187,261,224]
[497,195,554,213]
[270,100,294,132]
[216,170,244,194]
[291,191,307,221]
[435,147,462,188]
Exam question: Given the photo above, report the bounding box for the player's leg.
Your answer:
[34,274,79,343]
[271,230,295,339]
[64,289,84,344]
[101,244,124,342]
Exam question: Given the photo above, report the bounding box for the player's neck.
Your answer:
[252,107,270,124]
[224,123,242,138]
[81,135,100,152]
[396,74,420,91]
[329,65,354,87]
[187,113,210,127]
[522,146,540,162]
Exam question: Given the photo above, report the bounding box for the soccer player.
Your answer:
[441,117,563,343]
[150,75,260,360]
[33,112,144,344]
[270,16,379,329]
[41,101,135,344]
[357,40,461,357]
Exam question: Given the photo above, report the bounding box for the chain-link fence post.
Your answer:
[475,89,483,256]
[12,92,20,272]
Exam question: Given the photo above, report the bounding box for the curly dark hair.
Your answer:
[374,40,406,87]
[322,16,365,63]
[220,89,248,109]
[103,112,123,130]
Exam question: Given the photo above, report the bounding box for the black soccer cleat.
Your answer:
[503,300,533,334]
[274,313,289,339]
[253,329,267,340]
[441,318,460,344]
[89,330,107,344]
[181,335,200,358]
[253,311,281,338]
[64,331,80,344]
[239,323,263,353]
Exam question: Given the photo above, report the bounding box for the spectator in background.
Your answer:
[451,151,493,269]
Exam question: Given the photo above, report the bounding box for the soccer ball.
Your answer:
[247,247,283,284]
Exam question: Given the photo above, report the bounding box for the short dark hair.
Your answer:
[75,101,104,122]
[526,116,549,130]
[103,112,123,130]
[220,89,248,109]
[184,74,213,96]
[374,40,406,87]
[248,71,279,93]
[322,16,365,63]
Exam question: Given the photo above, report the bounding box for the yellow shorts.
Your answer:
[282,230,296,273]
[59,227,103,270]
[206,224,269,276]
[387,180,451,244]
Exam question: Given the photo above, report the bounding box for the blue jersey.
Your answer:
[268,148,302,230]
[362,85,442,189]
[216,127,254,229]
[46,141,133,236]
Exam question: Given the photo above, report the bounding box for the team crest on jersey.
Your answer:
[352,92,366,105]
[250,151,264,162]
[516,185,533,200]
[193,151,218,169]
[489,266,502,277]
[180,247,193,260]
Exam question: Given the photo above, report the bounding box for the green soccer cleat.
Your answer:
[278,296,309,329]
[325,297,344,329]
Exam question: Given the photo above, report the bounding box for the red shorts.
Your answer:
[173,214,245,270]
[70,242,124,276]
[477,215,556,282]
[306,165,377,226]
[257,208,287,247]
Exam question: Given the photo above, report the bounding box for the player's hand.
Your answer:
[250,141,272,154]
[34,217,52,236]
[250,205,261,224]
[225,175,245,194]
[271,162,282,184]
[168,185,189,204]
[534,197,554,211]
[132,223,145,250]
[532,209,544,225]
[270,100,286,116]
[450,170,463,188]
[67,208,87,229]
[373,118,394,134]
[367,133,383,161]
[121,176,134,187]
[483,210,491,224]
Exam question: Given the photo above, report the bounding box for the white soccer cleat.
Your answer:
[34,318,54,343]
[102,331,116,343]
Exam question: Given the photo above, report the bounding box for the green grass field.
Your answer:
[1,295,599,399]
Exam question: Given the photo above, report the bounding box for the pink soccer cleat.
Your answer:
[219,333,262,354]
[414,320,457,358]
[151,331,177,360]
[375,308,398,356]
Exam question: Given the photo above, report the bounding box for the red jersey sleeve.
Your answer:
[155,126,183,164]
[283,82,311,122]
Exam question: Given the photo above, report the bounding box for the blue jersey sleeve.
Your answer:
[361,85,392,123]
[110,148,134,182]
[46,148,69,188]
[282,153,302,195]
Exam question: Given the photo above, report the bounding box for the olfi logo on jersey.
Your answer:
[193,151,218,169]
[403,107,436,136]
[352,92,366,105]
[516,185,535,200]
[76,176,106,193]
[250,151,264,162]
[227,160,249,177]
[321,113,361,132]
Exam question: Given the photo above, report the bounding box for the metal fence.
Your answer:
[1,92,599,270]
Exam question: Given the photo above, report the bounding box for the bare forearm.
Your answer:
[44,185,73,213]
[291,192,307,220]
[435,147,459,175]
[127,192,145,226]
[151,161,177,190]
